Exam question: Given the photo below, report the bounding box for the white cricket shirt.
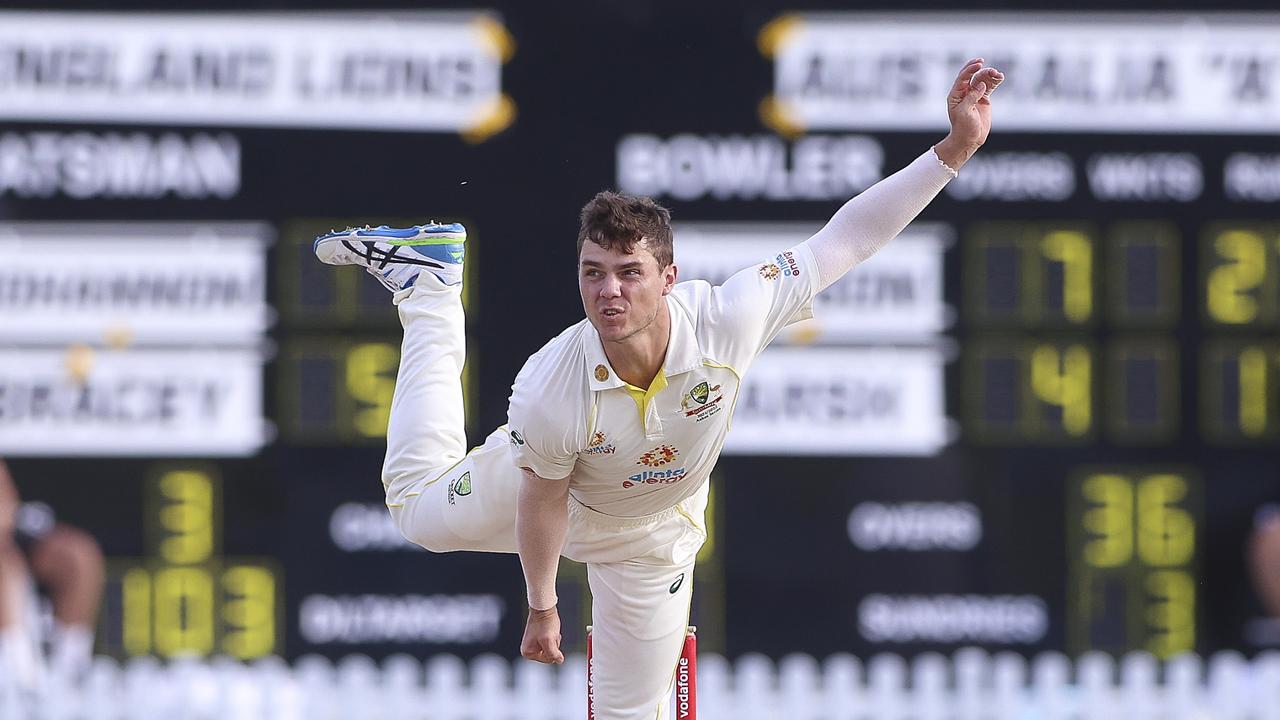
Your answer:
[507,244,819,517]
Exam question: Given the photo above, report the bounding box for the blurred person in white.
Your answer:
[0,459,104,686]
[315,59,1002,720]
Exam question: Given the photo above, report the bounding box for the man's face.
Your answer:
[579,239,677,344]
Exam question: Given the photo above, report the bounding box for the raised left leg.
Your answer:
[313,224,521,553]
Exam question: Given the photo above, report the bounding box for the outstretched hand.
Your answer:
[948,57,1003,148]
[520,605,564,664]
[936,58,1004,170]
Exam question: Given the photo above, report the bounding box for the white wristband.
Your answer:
[528,594,557,612]
[930,146,960,178]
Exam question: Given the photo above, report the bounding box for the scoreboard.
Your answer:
[964,221,1280,444]
[1,6,1278,664]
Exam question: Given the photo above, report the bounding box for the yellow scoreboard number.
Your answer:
[1203,224,1280,327]
[966,223,1096,327]
[278,338,475,443]
[968,221,1181,328]
[103,466,281,659]
[278,339,400,443]
[965,222,1183,444]
[965,339,1095,442]
[1068,468,1199,658]
[1198,224,1280,444]
[1202,340,1280,442]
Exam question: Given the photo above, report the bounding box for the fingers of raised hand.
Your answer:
[951,58,984,94]
[971,67,1004,97]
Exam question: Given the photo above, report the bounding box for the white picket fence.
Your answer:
[2,649,1279,720]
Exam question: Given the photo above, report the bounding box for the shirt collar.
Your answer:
[582,295,701,390]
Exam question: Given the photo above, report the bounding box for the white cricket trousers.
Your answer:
[382,277,707,720]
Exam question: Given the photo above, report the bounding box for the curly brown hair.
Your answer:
[576,190,674,269]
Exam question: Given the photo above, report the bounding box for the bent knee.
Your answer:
[388,505,461,554]
[400,526,463,554]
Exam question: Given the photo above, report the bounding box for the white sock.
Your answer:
[0,626,42,689]
[48,624,93,681]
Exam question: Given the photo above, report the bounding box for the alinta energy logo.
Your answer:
[625,446,686,488]
[447,472,472,505]
[681,380,724,422]
[637,445,679,467]
[759,263,781,281]
[584,431,617,455]
[622,468,687,489]
[775,250,802,278]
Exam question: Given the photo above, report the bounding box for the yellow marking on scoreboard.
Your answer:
[1238,347,1268,437]
[472,14,516,62]
[111,466,281,660]
[1069,469,1198,658]
[1137,475,1194,567]
[1201,341,1280,443]
[757,14,801,58]
[1082,474,1132,568]
[462,94,517,144]
[968,225,1088,325]
[222,566,277,660]
[1207,229,1266,324]
[122,568,152,657]
[1030,344,1092,435]
[346,342,399,438]
[1145,570,1195,658]
[757,96,804,139]
[1041,230,1093,322]
[158,470,214,565]
[154,567,215,656]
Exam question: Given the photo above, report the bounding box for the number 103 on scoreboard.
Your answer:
[100,467,281,659]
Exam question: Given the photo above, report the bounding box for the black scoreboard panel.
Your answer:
[2,2,1278,664]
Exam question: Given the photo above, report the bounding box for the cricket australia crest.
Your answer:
[681,379,724,422]
[447,471,472,504]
